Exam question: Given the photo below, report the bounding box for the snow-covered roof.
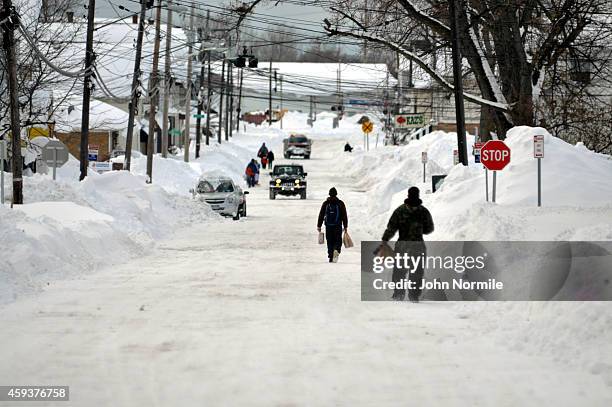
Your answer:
[40,18,189,99]
[214,62,397,97]
[53,99,129,133]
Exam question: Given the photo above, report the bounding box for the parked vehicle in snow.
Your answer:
[283,134,312,159]
[191,177,248,220]
[269,164,307,200]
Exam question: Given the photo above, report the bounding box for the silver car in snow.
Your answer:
[191,177,248,220]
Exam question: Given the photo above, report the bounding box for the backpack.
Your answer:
[325,201,341,226]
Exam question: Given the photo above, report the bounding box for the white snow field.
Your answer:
[0,113,611,406]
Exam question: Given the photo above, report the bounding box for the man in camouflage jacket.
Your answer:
[381,187,434,302]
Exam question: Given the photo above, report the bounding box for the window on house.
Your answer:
[570,59,592,84]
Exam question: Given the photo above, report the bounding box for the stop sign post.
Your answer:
[480,140,511,203]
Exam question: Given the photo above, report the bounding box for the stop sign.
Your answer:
[480,140,511,171]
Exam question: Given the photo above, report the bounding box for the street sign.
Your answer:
[193,114,206,119]
[88,144,99,161]
[394,114,425,129]
[0,139,6,161]
[480,140,511,171]
[42,140,69,167]
[348,99,383,106]
[421,152,428,163]
[453,149,459,166]
[534,135,545,207]
[0,140,6,204]
[42,139,70,181]
[362,121,374,134]
[90,162,111,173]
[534,135,544,158]
[474,142,484,164]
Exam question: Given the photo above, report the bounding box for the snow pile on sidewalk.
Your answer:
[0,124,292,304]
[336,125,612,386]
[459,301,612,387]
[124,127,287,196]
[339,126,612,240]
[0,168,216,305]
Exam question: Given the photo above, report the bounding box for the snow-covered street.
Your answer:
[1,138,610,406]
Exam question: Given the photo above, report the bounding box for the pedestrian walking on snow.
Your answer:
[267,150,275,169]
[257,143,269,168]
[380,187,434,302]
[245,159,259,187]
[317,187,348,263]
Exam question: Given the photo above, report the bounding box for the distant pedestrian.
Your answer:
[267,150,275,169]
[317,187,348,263]
[257,143,269,167]
[254,160,261,184]
[245,159,259,187]
[344,142,353,153]
[380,187,434,302]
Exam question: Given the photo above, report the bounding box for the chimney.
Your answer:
[66,11,74,23]
[132,15,138,24]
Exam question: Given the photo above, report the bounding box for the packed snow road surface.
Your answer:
[0,139,610,406]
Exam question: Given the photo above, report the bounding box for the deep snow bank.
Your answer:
[0,126,291,304]
[0,167,217,304]
[335,125,612,386]
[338,126,612,240]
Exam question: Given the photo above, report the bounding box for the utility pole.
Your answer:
[225,40,231,141]
[280,74,283,130]
[236,68,243,132]
[124,0,148,171]
[449,0,468,166]
[1,0,23,203]
[79,0,96,181]
[183,4,194,162]
[268,60,273,126]
[205,50,212,146]
[228,60,233,139]
[195,10,210,158]
[147,0,162,183]
[161,0,173,158]
[217,55,225,144]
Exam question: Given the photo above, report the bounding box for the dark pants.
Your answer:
[392,265,424,300]
[247,175,255,187]
[325,225,343,260]
[268,159,273,169]
[392,242,426,300]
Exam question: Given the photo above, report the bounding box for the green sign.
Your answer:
[169,128,181,136]
[394,114,426,129]
[193,114,205,119]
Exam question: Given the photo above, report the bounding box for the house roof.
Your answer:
[53,99,129,133]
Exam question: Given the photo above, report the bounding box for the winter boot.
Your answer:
[332,250,340,263]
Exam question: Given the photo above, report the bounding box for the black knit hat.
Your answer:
[329,187,338,197]
[406,186,422,206]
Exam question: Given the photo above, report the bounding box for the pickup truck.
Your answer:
[283,134,312,159]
